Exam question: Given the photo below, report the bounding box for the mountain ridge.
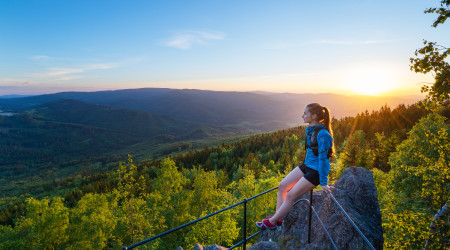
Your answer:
[0,88,421,128]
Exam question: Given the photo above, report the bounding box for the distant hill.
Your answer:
[0,95,33,99]
[0,98,253,195]
[31,99,201,138]
[0,99,200,169]
[0,88,422,130]
[254,92,422,119]
[0,88,423,196]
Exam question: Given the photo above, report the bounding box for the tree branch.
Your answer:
[424,198,450,249]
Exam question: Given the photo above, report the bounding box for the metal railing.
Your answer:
[294,191,338,250]
[326,192,376,250]
[122,187,279,250]
[122,187,376,250]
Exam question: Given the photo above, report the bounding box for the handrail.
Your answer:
[326,192,376,250]
[229,231,261,249]
[123,187,279,249]
[122,186,376,250]
[123,201,244,249]
[294,198,338,250]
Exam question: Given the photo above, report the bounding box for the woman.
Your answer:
[256,103,334,230]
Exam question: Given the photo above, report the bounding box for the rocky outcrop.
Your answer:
[249,240,281,249]
[191,243,228,250]
[255,167,383,250]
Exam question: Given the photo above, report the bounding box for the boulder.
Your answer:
[248,240,281,250]
[204,244,227,250]
[192,243,227,250]
[257,167,383,249]
[193,243,203,250]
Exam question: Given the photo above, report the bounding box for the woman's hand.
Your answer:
[322,185,332,194]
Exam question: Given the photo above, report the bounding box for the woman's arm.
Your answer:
[317,130,333,186]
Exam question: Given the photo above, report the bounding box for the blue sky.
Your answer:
[1,0,449,95]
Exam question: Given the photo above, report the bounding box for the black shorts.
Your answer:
[298,163,320,186]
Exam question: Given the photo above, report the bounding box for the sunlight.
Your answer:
[345,67,396,96]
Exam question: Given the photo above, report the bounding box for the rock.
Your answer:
[248,241,281,250]
[193,243,203,250]
[204,244,227,250]
[257,167,383,250]
[175,247,184,250]
[191,243,227,250]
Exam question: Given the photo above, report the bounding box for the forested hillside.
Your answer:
[0,88,420,127]
[1,101,448,249]
[0,98,258,197]
[0,89,422,198]
[1,0,448,248]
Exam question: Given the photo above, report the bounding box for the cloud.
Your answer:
[315,39,396,45]
[35,68,84,78]
[85,63,118,70]
[267,39,396,49]
[32,62,119,80]
[0,78,30,86]
[162,31,226,49]
[56,76,83,81]
[32,55,53,61]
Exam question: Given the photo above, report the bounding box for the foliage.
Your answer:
[410,1,450,109]
[1,102,447,249]
[425,0,450,28]
[1,1,450,246]
[375,113,450,249]
[371,132,400,172]
[68,193,116,249]
[389,113,449,209]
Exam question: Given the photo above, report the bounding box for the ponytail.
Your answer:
[306,103,335,154]
[322,106,333,138]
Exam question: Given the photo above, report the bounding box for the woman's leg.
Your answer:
[276,167,304,211]
[270,177,316,224]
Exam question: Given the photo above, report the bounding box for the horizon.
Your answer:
[1,0,449,96]
[0,86,427,99]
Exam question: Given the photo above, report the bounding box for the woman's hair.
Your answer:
[306,103,334,139]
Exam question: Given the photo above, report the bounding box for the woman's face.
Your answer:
[302,107,314,123]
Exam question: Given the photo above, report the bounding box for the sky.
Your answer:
[1,0,449,96]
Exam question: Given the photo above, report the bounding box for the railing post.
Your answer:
[243,198,247,250]
[308,190,313,244]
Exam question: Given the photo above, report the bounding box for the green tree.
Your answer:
[0,224,25,249]
[410,0,449,109]
[68,193,116,249]
[386,113,450,248]
[339,130,368,168]
[148,158,191,249]
[184,177,239,248]
[371,132,401,172]
[15,197,69,249]
[389,113,449,210]
[113,156,152,246]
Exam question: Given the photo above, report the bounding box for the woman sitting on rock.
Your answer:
[256,103,334,230]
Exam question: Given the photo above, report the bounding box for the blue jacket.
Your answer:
[303,123,333,186]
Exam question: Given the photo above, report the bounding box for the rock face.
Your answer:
[192,243,228,250]
[257,167,383,250]
[248,240,281,250]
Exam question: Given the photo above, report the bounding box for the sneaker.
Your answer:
[277,218,283,226]
[255,221,266,229]
[262,218,277,230]
[268,216,283,226]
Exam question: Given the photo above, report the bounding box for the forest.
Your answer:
[0,99,448,249]
[0,1,449,249]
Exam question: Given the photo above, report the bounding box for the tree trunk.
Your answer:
[424,199,450,249]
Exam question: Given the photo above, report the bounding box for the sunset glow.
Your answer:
[345,67,397,96]
[1,1,449,96]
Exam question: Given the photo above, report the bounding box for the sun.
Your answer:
[344,67,396,96]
